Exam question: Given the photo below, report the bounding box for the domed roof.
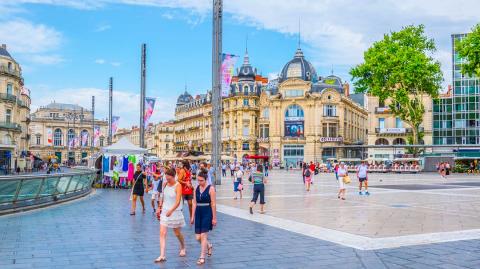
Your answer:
[177,90,193,106]
[238,52,255,79]
[0,44,13,59]
[279,48,317,83]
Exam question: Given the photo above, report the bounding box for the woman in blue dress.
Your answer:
[190,169,217,265]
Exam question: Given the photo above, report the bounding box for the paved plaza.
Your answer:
[1,170,480,268]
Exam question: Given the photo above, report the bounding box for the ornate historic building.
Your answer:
[258,48,368,167]
[366,94,433,159]
[150,121,175,158]
[0,44,31,170]
[29,102,108,163]
[174,51,268,159]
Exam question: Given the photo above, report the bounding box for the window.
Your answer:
[393,138,406,145]
[285,104,304,119]
[285,90,303,97]
[243,99,249,106]
[379,99,385,107]
[323,105,337,117]
[6,84,13,95]
[5,109,11,123]
[262,108,269,119]
[3,134,12,145]
[328,123,338,137]
[243,126,249,136]
[375,138,389,145]
[242,143,250,150]
[243,85,249,95]
[166,144,169,150]
[36,135,41,145]
[378,118,385,129]
[7,62,12,72]
[395,117,402,128]
[100,137,105,147]
[67,129,75,145]
[260,124,269,138]
[54,129,62,146]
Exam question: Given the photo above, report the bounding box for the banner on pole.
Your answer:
[221,53,238,97]
[112,116,120,136]
[81,131,89,147]
[93,126,101,147]
[144,97,156,128]
[46,128,52,146]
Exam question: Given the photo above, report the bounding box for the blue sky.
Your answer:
[1,0,479,127]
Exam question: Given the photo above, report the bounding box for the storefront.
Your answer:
[283,144,304,168]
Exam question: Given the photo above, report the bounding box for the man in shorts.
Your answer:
[356,160,370,196]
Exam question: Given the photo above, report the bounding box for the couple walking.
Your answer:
[155,168,217,265]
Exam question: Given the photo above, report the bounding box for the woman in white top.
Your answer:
[155,168,186,263]
[337,162,348,200]
[233,166,243,199]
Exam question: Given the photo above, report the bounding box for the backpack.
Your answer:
[304,169,311,177]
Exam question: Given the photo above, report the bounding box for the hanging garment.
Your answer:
[128,155,136,164]
[115,157,123,171]
[110,156,117,170]
[122,156,129,171]
[127,162,134,181]
[103,156,110,172]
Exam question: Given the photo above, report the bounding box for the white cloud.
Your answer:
[31,87,176,127]
[0,19,61,54]
[95,59,106,64]
[29,54,64,65]
[110,62,121,67]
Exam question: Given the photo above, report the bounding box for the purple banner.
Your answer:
[112,116,120,136]
[144,97,156,127]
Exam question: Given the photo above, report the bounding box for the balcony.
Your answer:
[0,65,23,81]
[375,107,391,114]
[0,122,22,132]
[0,93,17,103]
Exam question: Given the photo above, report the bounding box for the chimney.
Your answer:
[343,82,350,96]
[1,44,6,50]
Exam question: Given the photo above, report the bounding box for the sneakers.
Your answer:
[365,191,370,196]
[359,191,363,195]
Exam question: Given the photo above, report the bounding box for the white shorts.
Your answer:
[338,177,345,189]
[150,191,159,200]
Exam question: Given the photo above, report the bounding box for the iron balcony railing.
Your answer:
[0,122,22,131]
[0,65,23,79]
[0,169,96,214]
[0,93,17,102]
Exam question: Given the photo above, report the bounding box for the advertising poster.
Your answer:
[112,116,120,135]
[144,98,156,128]
[284,121,304,137]
[93,126,101,147]
[221,53,238,97]
[46,128,53,146]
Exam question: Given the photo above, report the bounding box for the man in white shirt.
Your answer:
[356,160,370,196]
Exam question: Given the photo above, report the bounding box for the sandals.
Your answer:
[197,258,205,265]
[154,256,166,263]
[130,212,135,216]
[207,244,213,257]
[179,249,186,257]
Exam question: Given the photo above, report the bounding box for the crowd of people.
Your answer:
[127,159,269,265]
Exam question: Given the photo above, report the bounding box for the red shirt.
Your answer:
[181,169,193,195]
[309,164,315,171]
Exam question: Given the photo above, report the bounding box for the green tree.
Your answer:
[455,23,480,78]
[350,25,443,149]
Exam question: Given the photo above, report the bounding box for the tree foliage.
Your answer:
[350,25,443,148]
[455,23,480,78]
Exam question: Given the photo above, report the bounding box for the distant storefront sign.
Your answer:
[319,137,343,143]
[379,128,405,134]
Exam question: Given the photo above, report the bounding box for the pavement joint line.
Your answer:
[216,204,480,250]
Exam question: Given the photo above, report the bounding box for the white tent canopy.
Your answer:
[101,137,148,155]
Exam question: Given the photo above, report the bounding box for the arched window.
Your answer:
[243,85,249,95]
[7,62,12,72]
[393,138,406,145]
[262,108,270,119]
[54,128,62,146]
[67,129,75,145]
[80,129,89,147]
[285,104,304,119]
[375,138,389,145]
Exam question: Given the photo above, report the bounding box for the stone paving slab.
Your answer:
[1,189,480,268]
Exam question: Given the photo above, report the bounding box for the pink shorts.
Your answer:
[305,177,311,183]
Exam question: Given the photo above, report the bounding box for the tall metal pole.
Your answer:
[108,77,113,145]
[212,0,223,185]
[140,43,146,148]
[91,96,95,154]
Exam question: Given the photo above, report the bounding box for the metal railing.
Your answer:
[0,121,22,131]
[0,169,96,214]
[0,93,17,102]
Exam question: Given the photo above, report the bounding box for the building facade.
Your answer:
[29,102,108,163]
[433,33,480,145]
[258,48,368,167]
[174,51,268,159]
[366,94,433,159]
[0,44,31,170]
[150,121,175,158]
